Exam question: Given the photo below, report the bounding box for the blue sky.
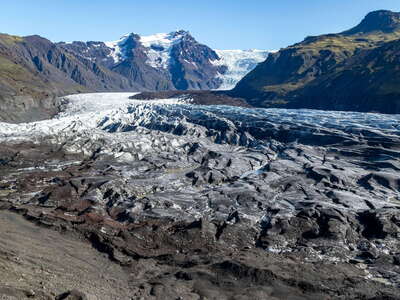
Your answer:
[1,0,400,50]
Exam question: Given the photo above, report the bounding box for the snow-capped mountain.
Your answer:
[105,31,188,69]
[58,31,269,91]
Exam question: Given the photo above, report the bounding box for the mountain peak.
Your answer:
[138,31,191,49]
[171,29,190,37]
[139,30,192,44]
[342,10,400,35]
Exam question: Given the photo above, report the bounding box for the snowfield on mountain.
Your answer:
[60,31,270,91]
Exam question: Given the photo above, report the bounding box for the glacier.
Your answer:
[212,49,270,89]
[2,92,399,143]
[1,92,400,291]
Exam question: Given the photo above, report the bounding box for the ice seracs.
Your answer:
[2,92,400,148]
[212,49,270,90]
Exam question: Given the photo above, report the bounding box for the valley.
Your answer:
[1,7,400,300]
[0,31,268,123]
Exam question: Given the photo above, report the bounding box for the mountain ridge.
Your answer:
[0,33,136,122]
[0,30,268,122]
[342,10,400,35]
[230,9,400,113]
[58,30,269,91]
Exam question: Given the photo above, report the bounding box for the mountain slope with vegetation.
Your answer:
[0,33,137,122]
[230,10,400,113]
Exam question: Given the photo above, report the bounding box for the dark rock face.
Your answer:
[231,10,400,114]
[22,35,136,92]
[1,95,400,298]
[108,34,175,91]
[57,41,116,69]
[168,32,226,90]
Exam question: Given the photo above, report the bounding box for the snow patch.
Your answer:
[105,31,189,68]
[140,31,187,69]
[104,34,132,64]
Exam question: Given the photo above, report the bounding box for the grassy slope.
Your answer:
[0,33,86,99]
[231,11,400,112]
[246,32,400,96]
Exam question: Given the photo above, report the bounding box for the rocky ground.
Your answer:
[0,210,133,299]
[130,91,250,107]
[0,93,399,299]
